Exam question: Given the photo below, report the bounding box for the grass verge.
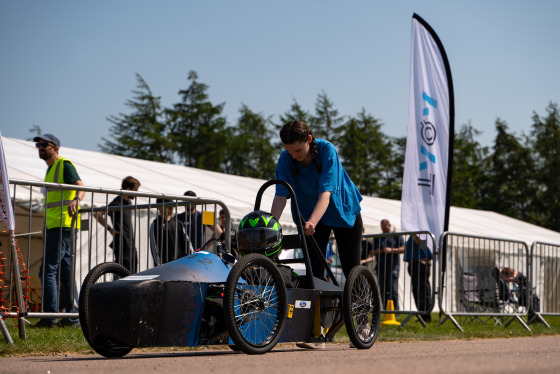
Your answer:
[2,315,560,357]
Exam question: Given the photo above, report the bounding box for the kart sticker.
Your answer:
[287,304,294,318]
[119,275,160,281]
[295,300,311,309]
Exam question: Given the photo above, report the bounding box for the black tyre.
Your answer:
[343,265,381,349]
[79,262,132,358]
[223,253,288,354]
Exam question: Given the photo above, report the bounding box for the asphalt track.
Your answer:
[2,336,559,374]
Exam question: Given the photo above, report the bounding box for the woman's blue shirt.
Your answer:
[275,139,362,228]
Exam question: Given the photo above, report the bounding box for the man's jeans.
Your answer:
[40,228,79,323]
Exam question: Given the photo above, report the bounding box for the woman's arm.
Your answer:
[305,191,331,236]
[271,195,287,220]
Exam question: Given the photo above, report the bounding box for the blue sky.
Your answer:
[1,1,559,152]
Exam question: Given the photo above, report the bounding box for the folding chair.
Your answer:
[457,266,502,326]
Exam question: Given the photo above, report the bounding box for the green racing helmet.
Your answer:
[237,210,283,259]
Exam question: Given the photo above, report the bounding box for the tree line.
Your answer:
[100,71,560,233]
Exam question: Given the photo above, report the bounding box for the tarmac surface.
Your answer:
[2,335,560,374]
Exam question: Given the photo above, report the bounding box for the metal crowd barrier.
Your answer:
[3,179,231,327]
[438,232,531,332]
[361,231,437,327]
[529,241,560,327]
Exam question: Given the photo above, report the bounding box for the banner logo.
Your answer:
[420,120,436,145]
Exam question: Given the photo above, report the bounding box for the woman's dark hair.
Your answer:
[280,120,321,175]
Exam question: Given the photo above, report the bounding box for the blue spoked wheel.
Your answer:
[223,253,288,354]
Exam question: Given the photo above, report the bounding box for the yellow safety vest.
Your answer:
[44,157,81,230]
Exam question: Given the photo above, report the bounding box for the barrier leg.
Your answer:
[438,314,464,333]
[1,317,14,345]
[528,313,551,328]
[507,315,531,332]
[18,316,27,340]
[398,313,414,328]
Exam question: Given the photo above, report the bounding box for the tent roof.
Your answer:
[4,136,560,246]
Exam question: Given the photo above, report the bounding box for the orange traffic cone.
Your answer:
[381,300,400,326]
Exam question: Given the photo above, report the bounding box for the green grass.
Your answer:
[2,315,560,357]
[1,319,91,356]
[335,313,560,343]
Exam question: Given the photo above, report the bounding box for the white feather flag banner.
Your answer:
[401,13,454,251]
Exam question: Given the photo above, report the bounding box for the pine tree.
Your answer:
[225,104,276,179]
[310,91,344,141]
[529,102,560,231]
[337,109,390,196]
[168,71,227,171]
[483,119,535,222]
[100,74,172,163]
[379,136,406,200]
[451,123,489,209]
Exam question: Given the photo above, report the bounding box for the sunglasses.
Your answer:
[35,142,53,149]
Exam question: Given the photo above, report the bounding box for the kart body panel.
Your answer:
[87,251,334,348]
[88,250,224,348]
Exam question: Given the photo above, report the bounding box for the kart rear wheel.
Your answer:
[224,253,288,354]
[343,265,381,349]
[79,262,133,358]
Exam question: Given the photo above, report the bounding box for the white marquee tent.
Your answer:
[4,135,560,245]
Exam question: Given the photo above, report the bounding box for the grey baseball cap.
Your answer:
[33,134,60,147]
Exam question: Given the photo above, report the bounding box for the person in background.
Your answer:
[177,190,204,251]
[32,134,84,328]
[372,219,404,310]
[95,176,141,273]
[361,226,373,263]
[150,198,194,266]
[214,208,238,256]
[404,234,433,323]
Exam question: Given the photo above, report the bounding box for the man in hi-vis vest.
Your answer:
[31,134,85,328]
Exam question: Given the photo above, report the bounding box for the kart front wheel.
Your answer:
[343,265,381,349]
[79,262,133,358]
[223,253,288,354]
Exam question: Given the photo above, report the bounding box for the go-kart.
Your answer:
[79,180,381,357]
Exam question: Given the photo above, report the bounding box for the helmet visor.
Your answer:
[237,228,280,252]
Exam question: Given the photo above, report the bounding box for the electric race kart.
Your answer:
[79,180,381,357]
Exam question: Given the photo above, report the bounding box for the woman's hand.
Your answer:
[304,191,331,236]
[304,221,315,236]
